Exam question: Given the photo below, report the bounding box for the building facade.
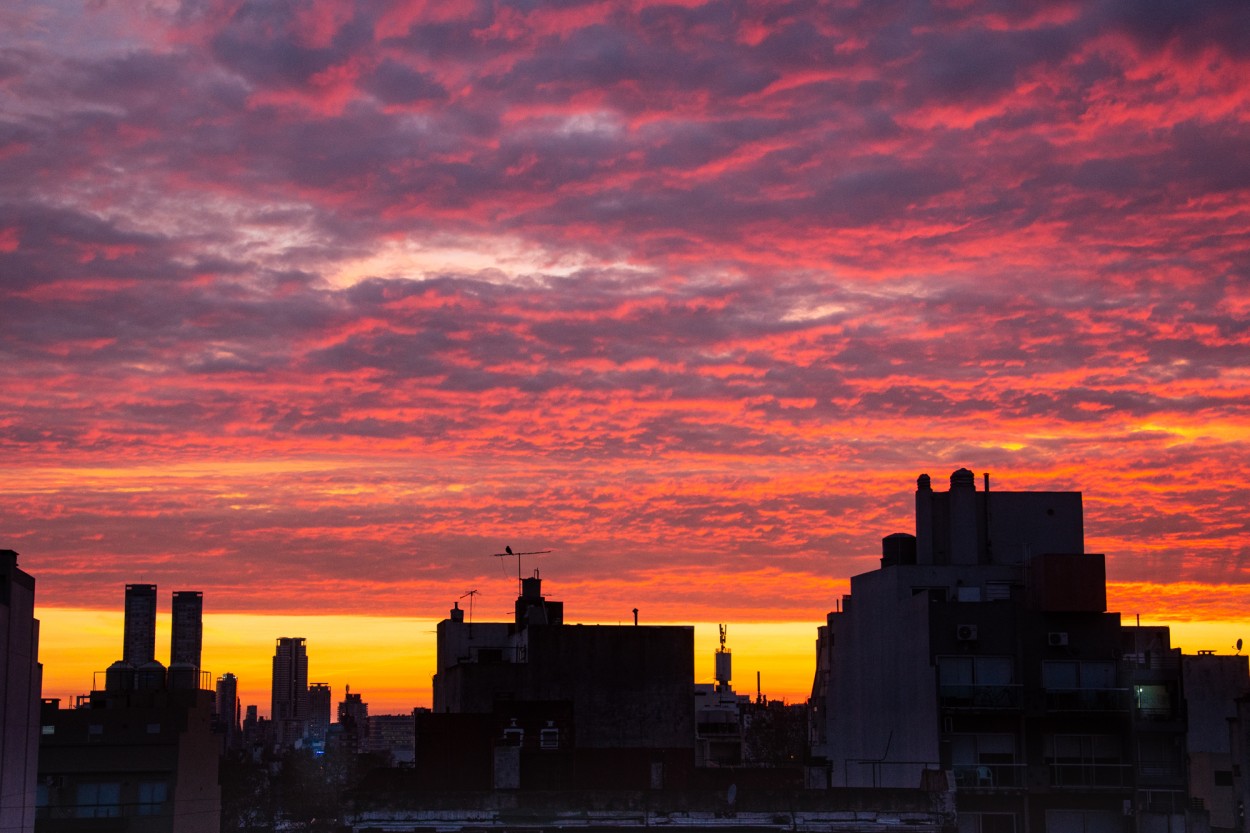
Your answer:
[426,573,694,790]
[810,469,1193,833]
[1182,653,1250,832]
[1,549,41,833]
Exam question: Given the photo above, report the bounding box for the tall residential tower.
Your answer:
[271,637,308,747]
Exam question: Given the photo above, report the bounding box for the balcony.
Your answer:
[1048,762,1132,788]
[1043,688,1130,712]
[939,684,1023,710]
[952,763,1026,790]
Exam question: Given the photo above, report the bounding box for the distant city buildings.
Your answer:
[13,467,1250,833]
[0,549,41,833]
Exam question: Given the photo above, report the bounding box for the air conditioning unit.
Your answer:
[956,624,978,641]
[1048,631,1069,647]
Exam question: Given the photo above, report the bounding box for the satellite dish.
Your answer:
[1237,638,1243,655]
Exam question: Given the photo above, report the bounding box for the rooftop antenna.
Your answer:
[492,546,552,595]
[460,589,479,624]
[715,624,731,693]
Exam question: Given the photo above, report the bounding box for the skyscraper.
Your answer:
[123,583,157,666]
[215,673,240,749]
[171,591,203,669]
[307,682,332,744]
[0,549,40,833]
[271,637,308,747]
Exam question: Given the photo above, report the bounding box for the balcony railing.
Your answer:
[1048,762,1133,788]
[939,684,1023,710]
[952,763,1026,789]
[1044,688,1130,712]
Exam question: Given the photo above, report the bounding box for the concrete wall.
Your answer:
[826,569,938,788]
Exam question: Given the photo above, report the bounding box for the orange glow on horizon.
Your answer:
[39,603,1250,718]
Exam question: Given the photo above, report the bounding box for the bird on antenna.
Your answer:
[491,546,553,594]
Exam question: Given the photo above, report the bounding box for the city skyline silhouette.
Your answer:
[5,0,1250,739]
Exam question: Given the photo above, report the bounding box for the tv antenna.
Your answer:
[460,589,479,624]
[492,546,552,594]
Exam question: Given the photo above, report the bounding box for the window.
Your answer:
[958,813,1017,833]
[938,656,1014,685]
[75,782,120,818]
[1135,684,1172,717]
[1045,734,1125,787]
[138,781,168,815]
[1044,810,1120,833]
[1043,661,1116,689]
[1137,735,1181,778]
[938,656,1018,708]
[950,734,1019,787]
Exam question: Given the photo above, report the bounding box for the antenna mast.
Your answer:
[460,589,479,624]
[491,546,553,595]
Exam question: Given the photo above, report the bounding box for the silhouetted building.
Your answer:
[1122,626,1190,825]
[36,586,218,833]
[307,682,331,745]
[37,691,220,833]
[167,591,203,692]
[271,637,308,747]
[122,584,157,666]
[425,573,694,790]
[335,686,368,755]
[364,714,418,765]
[811,469,1195,833]
[170,591,202,668]
[214,673,240,750]
[1183,652,1250,832]
[694,627,748,767]
[241,705,266,752]
[1,549,41,833]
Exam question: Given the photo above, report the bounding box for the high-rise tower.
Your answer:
[123,584,157,666]
[171,591,203,669]
[215,673,240,749]
[307,682,332,744]
[271,637,308,747]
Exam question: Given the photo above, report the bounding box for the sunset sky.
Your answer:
[4,0,1249,715]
